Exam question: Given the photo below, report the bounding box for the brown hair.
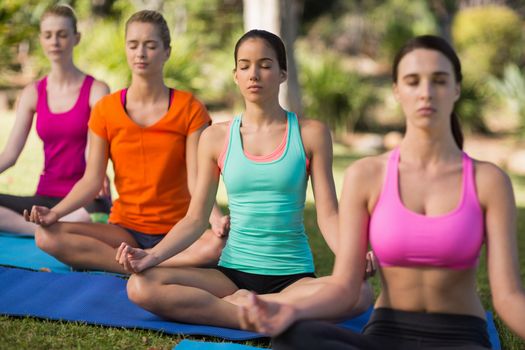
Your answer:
[41,4,78,34]
[125,10,171,49]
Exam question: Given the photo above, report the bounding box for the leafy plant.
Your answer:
[488,64,525,135]
[299,52,377,132]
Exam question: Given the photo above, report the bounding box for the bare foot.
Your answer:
[223,289,252,306]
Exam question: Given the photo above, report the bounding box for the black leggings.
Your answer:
[273,308,492,350]
[0,193,111,215]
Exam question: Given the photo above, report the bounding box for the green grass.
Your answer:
[0,112,524,348]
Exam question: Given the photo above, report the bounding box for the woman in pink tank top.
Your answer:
[0,4,110,236]
[240,36,525,349]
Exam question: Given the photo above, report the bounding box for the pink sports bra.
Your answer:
[369,148,484,269]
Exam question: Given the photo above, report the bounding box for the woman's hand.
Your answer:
[23,206,59,226]
[210,215,230,238]
[238,292,297,336]
[115,242,160,273]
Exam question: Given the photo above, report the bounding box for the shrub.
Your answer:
[299,53,377,133]
[452,5,523,79]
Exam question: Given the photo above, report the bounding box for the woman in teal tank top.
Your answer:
[115,30,373,329]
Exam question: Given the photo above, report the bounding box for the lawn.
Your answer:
[0,111,524,349]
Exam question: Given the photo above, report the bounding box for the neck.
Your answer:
[399,126,461,165]
[243,100,286,126]
[128,74,168,103]
[48,60,82,84]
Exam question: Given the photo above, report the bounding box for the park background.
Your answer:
[1,0,525,348]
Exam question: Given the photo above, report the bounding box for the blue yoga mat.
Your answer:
[176,340,266,349]
[0,232,70,272]
[0,266,265,340]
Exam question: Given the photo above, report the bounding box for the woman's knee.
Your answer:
[34,225,62,254]
[127,273,156,308]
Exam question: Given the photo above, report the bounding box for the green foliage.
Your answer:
[299,52,377,132]
[0,0,55,82]
[455,78,489,133]
[370,0,437,61]
[452,5,523,79]
[488,64,525,135]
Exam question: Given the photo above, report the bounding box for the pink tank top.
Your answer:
[35,75,94,197]
[369,148,484,269]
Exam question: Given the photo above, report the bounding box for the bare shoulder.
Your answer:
[343,152,389,202]
[199,121,230,157]
[89,79,110,106]
[473,159,513,201]
[17,82,39,112]
[344,153,387,181]
[297,116,330,138]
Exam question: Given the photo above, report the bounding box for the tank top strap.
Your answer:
[383,147,401,197]
[35,76,48,107]
[76,75,94,106]
[229,115,242,148]
[462,152,477,201]
[286,111,299,145]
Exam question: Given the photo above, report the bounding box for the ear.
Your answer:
[74,32,81,46]
[165,46,172,60]
[280,70,288,84]
[392,82,400,102]
[233,68,239,85]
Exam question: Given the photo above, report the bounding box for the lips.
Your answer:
[134,62,148,68]
[247,85,262,92]
[417,106,436,115]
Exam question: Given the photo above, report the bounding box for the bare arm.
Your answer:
[186,124,228,237]
[480,162,525,339]
[0,84,37,173]
[87,79,111,196]
[300,118,339,251]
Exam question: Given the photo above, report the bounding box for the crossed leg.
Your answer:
[35,223,226,273]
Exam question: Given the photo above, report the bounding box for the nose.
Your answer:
[137,45,146,58]
[419,80,433,100]
[249,66,259,81]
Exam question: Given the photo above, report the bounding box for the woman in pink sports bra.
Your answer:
[0,4,110,235]
[238,35,525,349]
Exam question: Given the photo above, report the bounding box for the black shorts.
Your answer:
[216,266,315,294]
[0,193,111,215]
[274,308,492,350]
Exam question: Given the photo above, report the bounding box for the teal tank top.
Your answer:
[218,111,314,275]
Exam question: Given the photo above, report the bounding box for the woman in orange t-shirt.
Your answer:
[26,10,229,273]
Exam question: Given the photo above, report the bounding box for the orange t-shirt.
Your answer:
[88,89,211,234]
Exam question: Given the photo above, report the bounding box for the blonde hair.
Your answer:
[41,4,78,33]
[125,10,171,49]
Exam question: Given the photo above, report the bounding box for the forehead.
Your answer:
[397,49,454,76]
[126,21,161,40]
[40,15,74,31]
[237,38,277,59]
